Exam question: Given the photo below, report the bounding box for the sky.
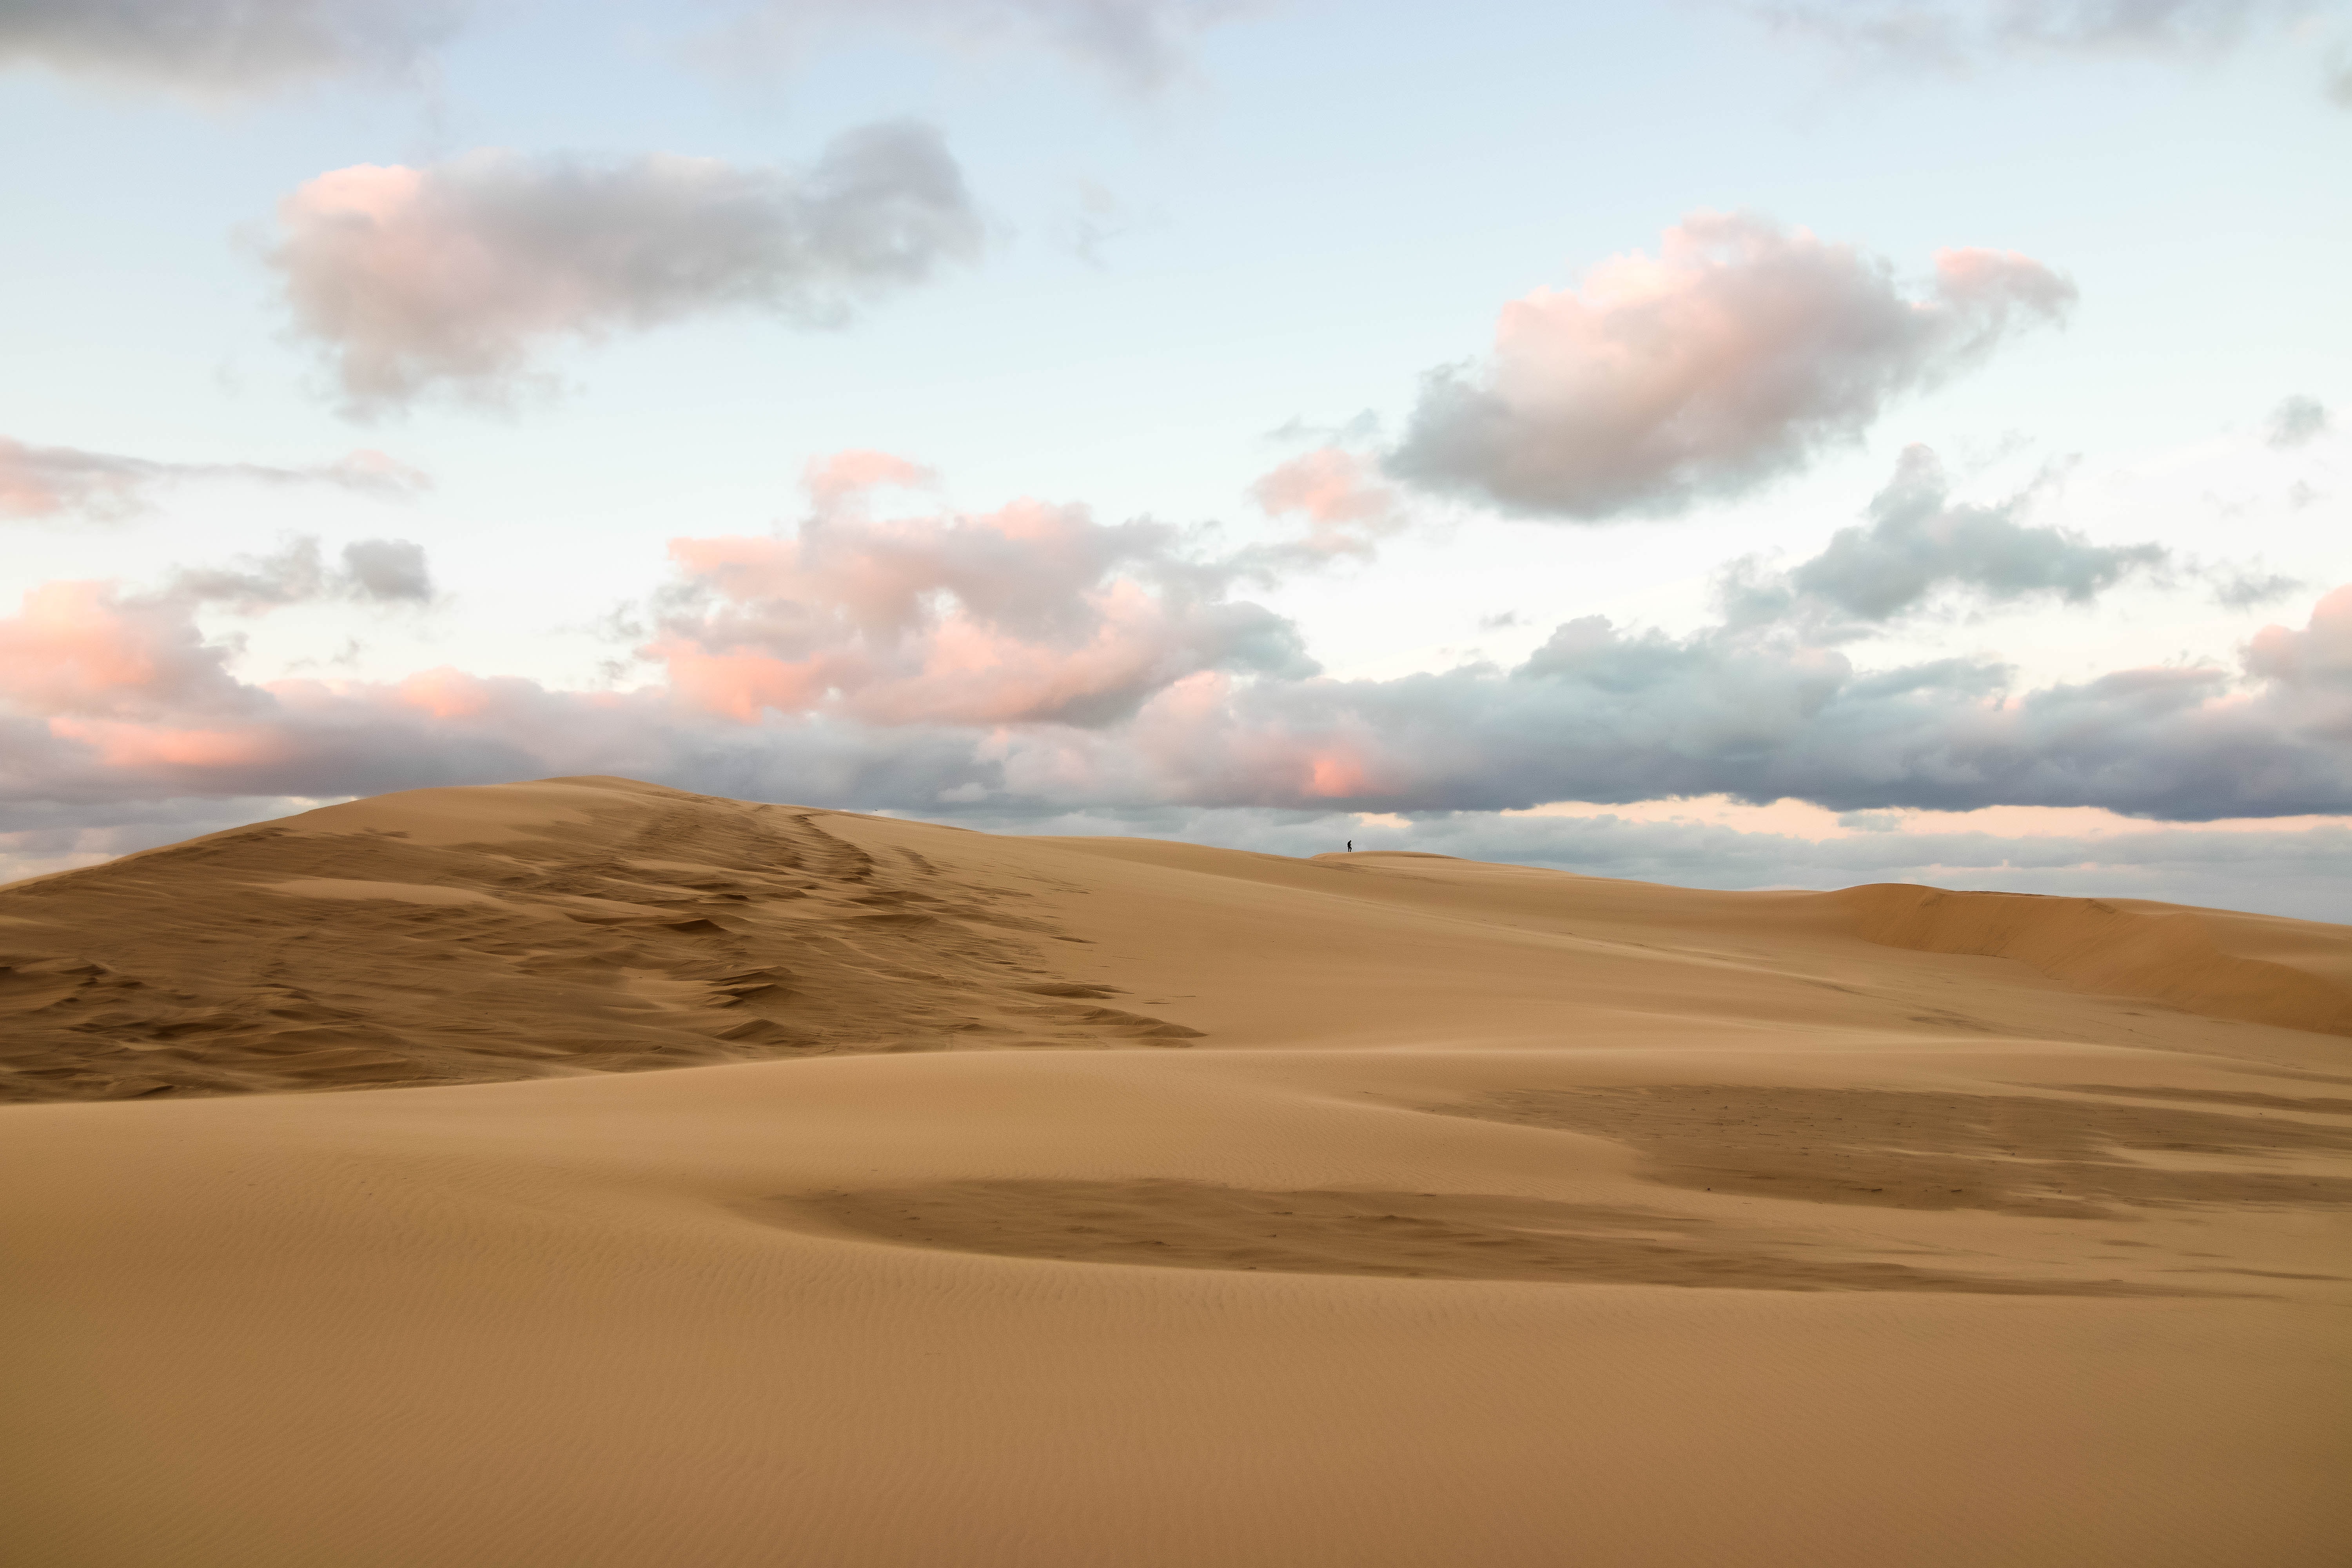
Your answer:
[2,0,2348,918]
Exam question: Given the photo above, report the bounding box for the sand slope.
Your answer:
[3,777,2348,1566]
[0,778,1200,1102]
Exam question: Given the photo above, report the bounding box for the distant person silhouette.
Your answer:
[1347,840,1352,852]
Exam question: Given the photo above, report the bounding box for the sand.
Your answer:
[2,775,2347,1565]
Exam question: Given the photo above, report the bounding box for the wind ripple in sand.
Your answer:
[1436,1085,2352,1218]
[772,1179,2185,1294]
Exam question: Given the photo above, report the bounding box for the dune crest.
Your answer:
[1825,882,2352,1038]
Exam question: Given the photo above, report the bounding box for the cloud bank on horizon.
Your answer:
[4,441,2345,831]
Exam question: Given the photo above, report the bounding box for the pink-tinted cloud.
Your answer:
[2245,584,2352,687]
[0,535,437,725]
[1390,211,2075,519]
[269,123,982,416]
[1242,446,1403,569]
[648,470,1312,728]
[0,582,252,719]
[804,449,938,514]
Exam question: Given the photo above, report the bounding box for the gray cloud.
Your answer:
[1235,579,2352,819]
[169,536,436,613]
[1127,588,2350,820]
[0,435,429,522]
[1741,1,2323,69]
[338,538,433,602]
[1721,445,2168,632]
[2210,567,2305,609]
[2267,393,2332,448]
[0,0,462,96]
[1388,212,2075,520]
[1742,0,2352,105]
[267,121,984,416]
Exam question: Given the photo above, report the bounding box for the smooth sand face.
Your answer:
[3,777,2347,1566]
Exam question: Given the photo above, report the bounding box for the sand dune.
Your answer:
[1829,881,2352,1038]
[3,777,2347,1566]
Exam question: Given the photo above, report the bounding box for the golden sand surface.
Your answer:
[3,776,2347,1565]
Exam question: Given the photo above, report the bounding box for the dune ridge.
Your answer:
[7,777,2350,1104]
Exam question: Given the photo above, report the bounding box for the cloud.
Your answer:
[0,435,429,522]
[1721,445,2167,632]
[646,454,1312,728]
[712,0,1267,91]
[0,0,462,96]
[1235,446,1405,573]
[0,580,253,721]
[169,537,436,613]
[802,449,938,513]
[337,539,434,603]
[0,535,434,721]
[1741,1,2321,69]
[2244,583,2352,686]
[2267,393,2332,447]
[2210,567,2305,609]
[1388,212,2075,520]
[267,122,984,416]
[1743,1,2352,105]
